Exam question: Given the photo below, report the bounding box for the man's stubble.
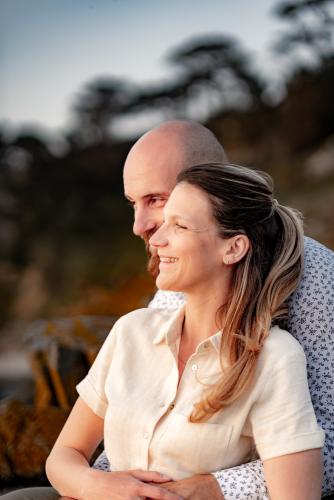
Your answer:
[143,229,160,280]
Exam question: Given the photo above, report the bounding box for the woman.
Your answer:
[41,164,324,498]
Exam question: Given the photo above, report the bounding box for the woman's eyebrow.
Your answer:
[164,212,193,223]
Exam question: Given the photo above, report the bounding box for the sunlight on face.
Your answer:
[123,131,186,239]
[150,182,226,294]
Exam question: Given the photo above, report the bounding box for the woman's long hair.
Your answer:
[177,163,304,423]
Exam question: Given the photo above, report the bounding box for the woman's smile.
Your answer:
[149,183,228,293]
[159,255,179,268]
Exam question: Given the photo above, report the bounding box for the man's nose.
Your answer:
[133,208,157,237]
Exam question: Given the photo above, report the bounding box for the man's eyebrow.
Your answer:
[143,192,170,199]
[125,192,170,201]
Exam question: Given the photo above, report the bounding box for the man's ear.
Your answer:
[221,235,250,266]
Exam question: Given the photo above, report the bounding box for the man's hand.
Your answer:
[156,474,223,500]
[79,468,184,500]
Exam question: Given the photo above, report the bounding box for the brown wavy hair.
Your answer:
[177,163,304,422]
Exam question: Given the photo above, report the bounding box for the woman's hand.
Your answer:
[80,468,184,500]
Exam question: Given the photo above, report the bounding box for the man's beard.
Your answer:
[143,229,160,280]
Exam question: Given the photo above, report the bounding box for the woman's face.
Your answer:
[149,182,227,293]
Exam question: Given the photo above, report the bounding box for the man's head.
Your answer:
[123,120,227,276]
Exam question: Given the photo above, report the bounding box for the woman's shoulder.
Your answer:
[118,306,178,323]
[260,325,306,367]
[112,306,180,338]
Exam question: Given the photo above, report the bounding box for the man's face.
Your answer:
[123,132,185,277]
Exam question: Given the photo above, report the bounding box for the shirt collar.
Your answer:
[153,305,186,346]
[152,305,222,354]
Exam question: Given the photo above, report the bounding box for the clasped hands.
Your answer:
[148,473,223,500]
[60,469,223,500]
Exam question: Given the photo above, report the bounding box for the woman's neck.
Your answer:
[182,279,231,350]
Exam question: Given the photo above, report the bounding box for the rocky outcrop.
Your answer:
[0,399,68,481]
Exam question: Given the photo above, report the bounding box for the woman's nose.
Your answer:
[149,224,168,248]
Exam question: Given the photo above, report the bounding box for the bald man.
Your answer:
[3,121,333,499]
[124,120,227,279]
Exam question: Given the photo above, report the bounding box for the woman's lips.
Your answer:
[159,256,179,269]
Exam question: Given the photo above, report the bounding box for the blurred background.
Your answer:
[0,0,333,490]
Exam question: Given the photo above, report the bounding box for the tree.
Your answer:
[273,0,334,65]
[69,77,136,146]
[167,34,266,114]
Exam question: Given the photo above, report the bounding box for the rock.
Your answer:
[0,399,68,481]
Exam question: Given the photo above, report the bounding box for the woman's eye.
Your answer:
[175,223,187,230]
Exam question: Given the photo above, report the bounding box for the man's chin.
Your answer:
[143,233,160,280]
[147,252,160,280]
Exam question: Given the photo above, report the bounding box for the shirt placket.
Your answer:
[143,342,180,469]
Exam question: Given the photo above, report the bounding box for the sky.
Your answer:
[0,0,283,135]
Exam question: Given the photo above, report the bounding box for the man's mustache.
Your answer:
[142,229,160,280]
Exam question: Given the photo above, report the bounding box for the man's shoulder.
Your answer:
[304,237,334,270]
[149,289,186,309]
[289,237,334,311]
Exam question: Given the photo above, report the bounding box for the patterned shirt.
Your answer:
[93,237,334,498]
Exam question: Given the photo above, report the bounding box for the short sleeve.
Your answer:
[76,321,118,418]
[250,347,325,460]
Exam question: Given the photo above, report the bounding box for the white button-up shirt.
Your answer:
[77,305,324,480]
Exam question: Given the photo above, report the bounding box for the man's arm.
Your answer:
[157,460,269,500]
[93,451,269,500]
[161,448,322,500]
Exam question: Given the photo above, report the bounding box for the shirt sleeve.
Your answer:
[250,346,325,460]
[212,460,269,500]
[76,320,119,418]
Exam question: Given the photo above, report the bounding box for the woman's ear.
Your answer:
[222,235,250,266]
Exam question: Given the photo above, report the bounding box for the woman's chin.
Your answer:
[156,276,179,291]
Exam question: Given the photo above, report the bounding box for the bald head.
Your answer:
[123,120,227,275]
[125,120,227,182]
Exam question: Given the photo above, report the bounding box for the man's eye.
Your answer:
[149,197,166,208]
[127,201,136,210]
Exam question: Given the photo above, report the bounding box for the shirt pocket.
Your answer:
[161,410,233,475]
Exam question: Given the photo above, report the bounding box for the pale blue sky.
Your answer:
[1,0,282,133]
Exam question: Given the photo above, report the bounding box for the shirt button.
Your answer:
[191,364,198,371]
[169,403,175,411]
[203,342,210,349]
[143,432,149,439]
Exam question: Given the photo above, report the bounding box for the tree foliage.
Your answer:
[273,0,334,64]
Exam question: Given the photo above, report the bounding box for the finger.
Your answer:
[138,483,183,500]
[131,469,173,483]
[156,482,179,493]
